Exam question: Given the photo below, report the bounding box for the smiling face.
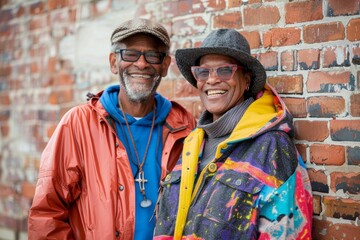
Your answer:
[197,54,251,121]
[109,33,171,103]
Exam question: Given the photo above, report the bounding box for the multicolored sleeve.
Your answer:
[257,159,313,240]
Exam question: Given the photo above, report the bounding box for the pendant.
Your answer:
[135,171,152,208]
[140,196,152,208]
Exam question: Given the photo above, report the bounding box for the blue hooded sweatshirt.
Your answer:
[100,85,171,240]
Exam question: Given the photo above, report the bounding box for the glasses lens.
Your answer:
[121,50,140,62]
[216,66,235,81]
[144,52,164,64]
[193,67,210,81]
[119,49,164,64]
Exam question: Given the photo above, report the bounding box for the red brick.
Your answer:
[0,215,19,231]
[347,146,360,165]
[295,143,307,162]
[193,99,205,119]
[294,120,329,141]
[21,181,36,199]
[175,98,204,120]
[46,124,57,139]
[163,0,204,18]
[308,168,329,193]
[307,96,345,117]
[47,0,75,10]
[323,46,350,68]
[172,16,207,36]
[0,9,13,24]
[313,194,322,216]
[157,78,175,99]
[283,98,307,118]
[281,50,297,71]
[259,51,278,71]
[263,28,301,47]
[29,15,48,30]
[268,75,303,94]
[328,0,360,16]
[175,78,198,98]
[350,93,360,116]
[228,0,241,8]
[48,89,74,105]
[207,0,226,11]
[298,49,320,70]
[347,18,360,41]
[352,44,360,58]
[0,184,16,198]
[30,2,44,15]
[330,119,360,141]
[310,144,345,165]
[213,12,242,29]
[0,123,10,138]
[51,72,75,86]
[331,171,360,195]
[244,5,280,26]
[285,1,323,24]
[0,93,10,105]
[307,71,352,93]
[312,218,360,240]
[0,110,10,121]
[240,31,261,49]
[0,23,13,38]
[0,64,11,77]
[47,57,59,73]
[304,22,345,44]
[324,195,360,220]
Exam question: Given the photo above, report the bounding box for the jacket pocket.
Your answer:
[155,170,182,236]
[200,169,264,234]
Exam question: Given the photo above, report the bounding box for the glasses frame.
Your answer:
[191,64,243,82]
[114,49,166,64]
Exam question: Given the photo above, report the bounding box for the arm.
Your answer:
[28,110,82,239]
[257,156,313,240]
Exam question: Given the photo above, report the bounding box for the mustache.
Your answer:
[122,69,161,82]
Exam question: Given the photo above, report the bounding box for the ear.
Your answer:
[244,72,251,88]
[160,55,171,77]
[109,52,118,74]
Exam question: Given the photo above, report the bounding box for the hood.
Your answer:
[215,83,294,159]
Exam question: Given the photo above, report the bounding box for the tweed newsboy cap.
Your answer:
[175,29,266,97]
[111,18,170,48]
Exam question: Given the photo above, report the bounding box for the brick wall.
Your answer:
[0,0,359,239]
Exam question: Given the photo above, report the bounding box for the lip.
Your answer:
[205,89,227,98]
[128,73,152,78]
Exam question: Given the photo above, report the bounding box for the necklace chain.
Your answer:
[119,101,156,175]
[119,101,156,208]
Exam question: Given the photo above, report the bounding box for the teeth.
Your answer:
[207,90,226,96]
[129,74,152,79]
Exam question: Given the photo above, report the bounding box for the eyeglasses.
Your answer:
[115,49,166,64]
[191,64,243,82]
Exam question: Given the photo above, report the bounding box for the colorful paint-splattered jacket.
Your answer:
[154,85,313,240]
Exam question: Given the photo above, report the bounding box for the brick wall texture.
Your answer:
[0,0,359,239]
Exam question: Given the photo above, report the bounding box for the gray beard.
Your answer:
[120,72,161,103]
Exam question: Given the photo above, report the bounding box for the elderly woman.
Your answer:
[154,29,313,240]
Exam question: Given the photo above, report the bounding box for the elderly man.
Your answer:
[28,18,195,240]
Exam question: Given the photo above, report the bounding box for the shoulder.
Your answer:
[231,130,298,182]
[167,100,196,128]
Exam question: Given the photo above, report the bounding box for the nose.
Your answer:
[206,69,221,84]
[133,54,149,69]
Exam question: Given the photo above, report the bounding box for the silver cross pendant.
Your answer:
[135,171,152,208]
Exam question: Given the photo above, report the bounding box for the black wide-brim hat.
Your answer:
[175,29,266,97]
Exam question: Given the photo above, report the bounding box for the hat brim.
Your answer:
[175,47,266,96]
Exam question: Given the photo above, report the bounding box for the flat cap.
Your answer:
[111,18,170,48]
